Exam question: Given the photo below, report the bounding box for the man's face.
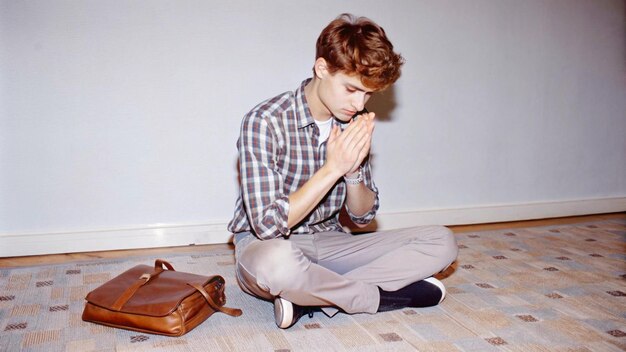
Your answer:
[318,70,375,122]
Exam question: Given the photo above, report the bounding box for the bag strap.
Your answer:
[111,259,175,311]
[111,273,151,311]
[188,282,243,317]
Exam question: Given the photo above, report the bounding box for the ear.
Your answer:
[313,57,329,79]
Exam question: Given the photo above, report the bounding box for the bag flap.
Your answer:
[85,264,223,316]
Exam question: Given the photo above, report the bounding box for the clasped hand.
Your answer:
[326,112,375,177]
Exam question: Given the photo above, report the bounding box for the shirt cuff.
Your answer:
[256,195,291,240]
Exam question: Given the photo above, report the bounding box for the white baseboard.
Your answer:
[355,196,626,232]
[0,223,234,258]
[1,197,624,257]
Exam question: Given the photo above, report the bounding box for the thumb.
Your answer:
[328,124,339,143]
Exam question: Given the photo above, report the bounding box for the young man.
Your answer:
[228,14,458,329]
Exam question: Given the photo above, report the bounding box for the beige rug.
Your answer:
[1,220,625,351]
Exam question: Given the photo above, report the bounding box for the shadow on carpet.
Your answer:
[1,220,625,351]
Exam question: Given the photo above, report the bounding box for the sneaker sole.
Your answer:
[274,297,294,329]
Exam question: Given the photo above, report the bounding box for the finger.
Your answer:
[346,129,370,162]
[354,125,373,157]
[347,139,370,174]
[328,124,340,143]
[353,113,374,136]
[352,135,371,169]
[340,118,367,146]
[363,121,373,138]
[343,129,368,155]
[364,112,375,128]
[342,117,361,135]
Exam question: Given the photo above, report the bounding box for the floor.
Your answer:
[1,212,624,268]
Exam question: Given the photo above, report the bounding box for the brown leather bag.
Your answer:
[82,259,242,336]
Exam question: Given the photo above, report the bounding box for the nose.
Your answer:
[352,92,367,112]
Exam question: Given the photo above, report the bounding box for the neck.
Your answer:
[304,78,332,121]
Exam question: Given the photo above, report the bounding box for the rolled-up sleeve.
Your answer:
[238,113,291,240]
[346,159,379,225]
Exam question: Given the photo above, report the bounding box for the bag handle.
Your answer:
[188,282,243,317]
[155,259,175,272]
[111,259,174,311]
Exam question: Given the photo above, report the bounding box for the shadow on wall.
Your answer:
[366,85,397,122]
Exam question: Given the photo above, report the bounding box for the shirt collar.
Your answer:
[295,78,343,130]
[295,78,316,129]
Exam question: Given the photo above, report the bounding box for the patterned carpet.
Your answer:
[1,220,625,351]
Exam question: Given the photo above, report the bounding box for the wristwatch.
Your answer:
[344,168,363,185]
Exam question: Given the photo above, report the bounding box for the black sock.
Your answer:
[377,280,444,312]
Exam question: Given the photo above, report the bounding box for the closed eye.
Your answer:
[346,84,374,95]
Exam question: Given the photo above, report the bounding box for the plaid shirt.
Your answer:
[228,79,379,240]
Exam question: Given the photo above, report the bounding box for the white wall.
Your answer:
[1,0,625,256]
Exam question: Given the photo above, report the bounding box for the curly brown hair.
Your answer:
[315,13,404,91]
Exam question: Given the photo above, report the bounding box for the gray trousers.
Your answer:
[234,226,458,315]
